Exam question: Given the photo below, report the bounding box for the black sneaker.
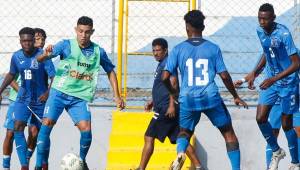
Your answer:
[83,161,89,170]
[34,167,42,170]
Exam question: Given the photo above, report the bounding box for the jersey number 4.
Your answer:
[186,58,209,86]
[24,70,32,80]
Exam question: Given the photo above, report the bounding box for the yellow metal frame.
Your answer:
[117,0,197,106]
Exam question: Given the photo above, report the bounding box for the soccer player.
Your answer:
[34,16,125,170]
[235,79,284,169]
[26,27,49,163]
[2,75,20,170]
[0,27,55,170]
[162,10,248,170]
[136,38,204,170]
[238,3,300,170]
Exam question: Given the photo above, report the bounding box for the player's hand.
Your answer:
[165,105,176,118]
[45,45,53,56]
[233,80,243,88]
[144,101,153,112]
[234,97,248,109]
[259,77,275,90]
[247,72,256,90]
[115,97,125,110]
[38,91,49,103]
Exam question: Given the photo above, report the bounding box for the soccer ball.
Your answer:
[60,153,83,170]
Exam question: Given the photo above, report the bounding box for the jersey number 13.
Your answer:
[186,58,209,86]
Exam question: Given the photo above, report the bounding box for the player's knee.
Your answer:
[294,127,300,137]
[226,142,239,152]
[13,121,26,131]
[5,131,14,140]
[77,120,91,131]
[281,114,293,131]
[256,113,268,123]
[178,128,193,140]
[42,118,56,127]
[29,126,39,137]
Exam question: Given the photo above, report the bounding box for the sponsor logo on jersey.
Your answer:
[77,61,91,68]
[70,70,93,81]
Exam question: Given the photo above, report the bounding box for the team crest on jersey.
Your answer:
[270,37,280,48]
[30,58,39,69]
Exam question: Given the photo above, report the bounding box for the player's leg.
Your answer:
[281,87,300,169]
[3,101,15,169]
[205,102,240,170]
[13,102,33,169]
[170,108,201,170]
[26,124,38,162]
[168,118,202,169]
[67,98,92,169]
[137,117,160,170]
[137,136,155,170]
[266,104,281,168]
[257,87,282,155]
[35,89,65,169]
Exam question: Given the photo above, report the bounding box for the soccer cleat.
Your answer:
[195,167,206,170]
[34,167,42,170]
[268,148,286,170]
[3,168,10,170]
[169,154,186,170]
[288,163,300,170]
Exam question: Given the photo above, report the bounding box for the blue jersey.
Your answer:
[49,40,115,73]
[9,48,56,104]
[257,23,299,86]
[165,38,226,110]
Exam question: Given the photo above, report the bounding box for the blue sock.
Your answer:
[284,129,298,163]
[80,131,92,161]
[298,138,300,163]
[176,137,189,153]
[36,125,52,167]
[258,123,279,152]
[227,150,240,170]
[3,155,11,168]
[14,131,28,166]
[26,149,34,160]
[266,144,272,167]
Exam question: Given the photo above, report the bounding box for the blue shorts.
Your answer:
[258,85,298,114]
[4,101,15,130]
[43,88,91,124]
[13,101,45,128]
[294,112,300,127]
[268,104,282,129]
[179,101,231,131]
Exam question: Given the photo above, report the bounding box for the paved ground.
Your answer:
[0,105,294,170]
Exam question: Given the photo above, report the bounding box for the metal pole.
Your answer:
[117,0,124,95]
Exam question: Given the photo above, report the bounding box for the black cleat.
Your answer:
[83,161,89,170]
[34,167,42,170]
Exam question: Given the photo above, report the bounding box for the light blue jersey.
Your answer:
[165,38,226,110]
[257,23,299,86]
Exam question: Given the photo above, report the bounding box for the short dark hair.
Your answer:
[19,27,35,37]
[259,3,274,14]
[34,28,47,39]
[77,16,93,27]
[152,38,168,49]
[184,10,205,30]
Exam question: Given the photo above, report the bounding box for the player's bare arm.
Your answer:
[219,71,248,108]
[0,73,15,103]
[37,45,53,62]
[10,79,19,92]
[107,70,125,110]
[39,76,54,102]
[260,54,300,90]
[165,76,178,118]
[144,100,153,112]
[162,70,178,98]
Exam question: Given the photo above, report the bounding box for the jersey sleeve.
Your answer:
[164,47,178,74]
[99,48,115,73]
[43,59,56,77]
[9,55,18,75]
[282,30,298,56]
[215,47,227,73]
[49,40,69,59]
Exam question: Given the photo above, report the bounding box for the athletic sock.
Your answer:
[284,129,298,163]
[80,131,92,161]
[14,131,28,166]
[258,122,280,152]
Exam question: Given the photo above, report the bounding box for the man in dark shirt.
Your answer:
[136,38,204,170]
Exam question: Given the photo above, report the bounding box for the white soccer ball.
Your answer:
[60,153,83,170]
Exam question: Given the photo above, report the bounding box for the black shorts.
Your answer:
[145,117,179,144]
